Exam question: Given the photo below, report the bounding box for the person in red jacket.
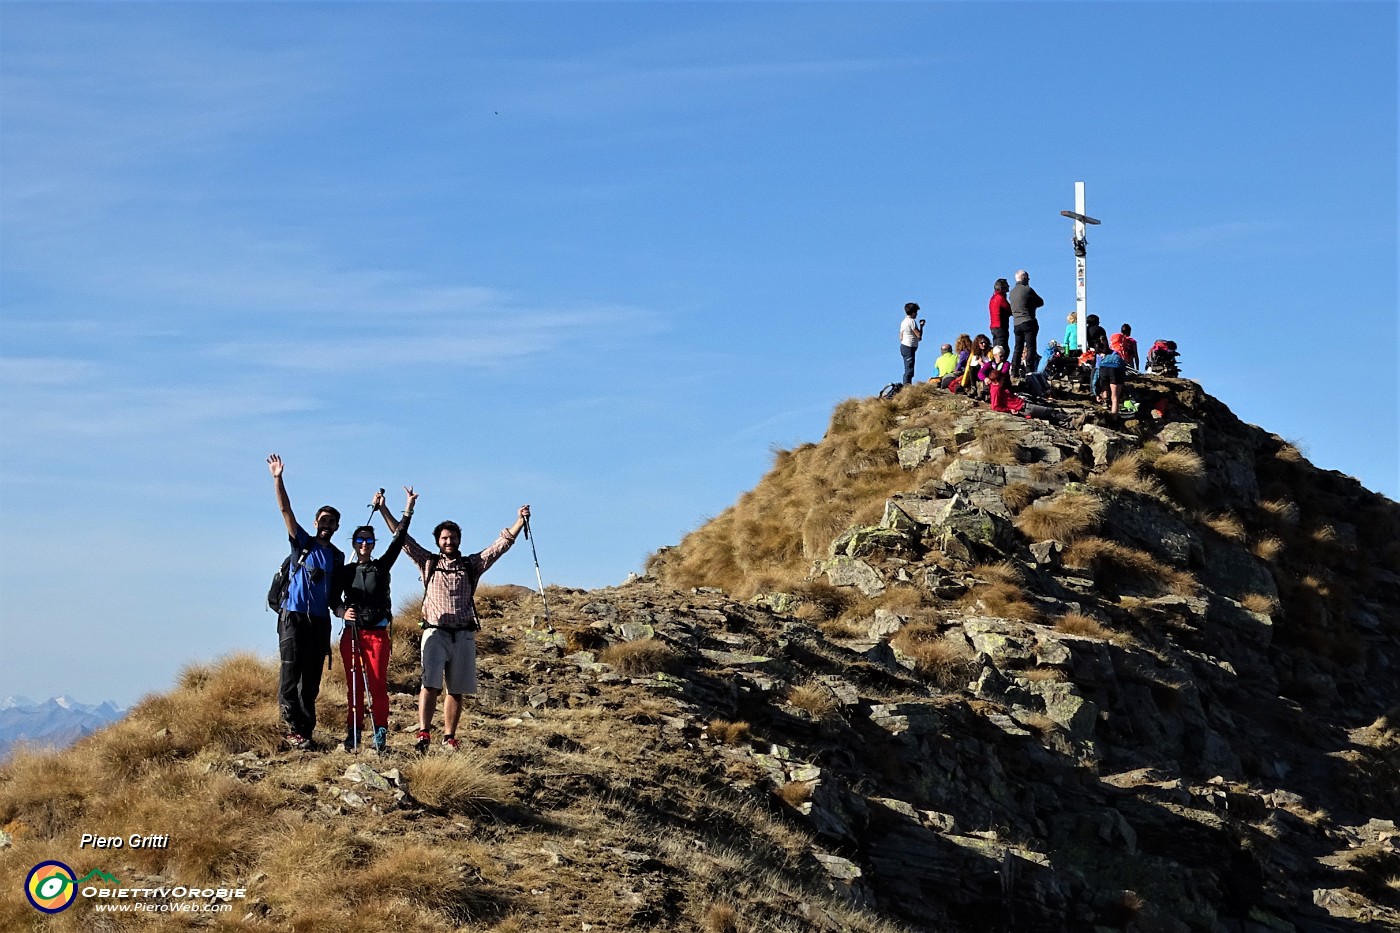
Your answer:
[988,278,1011,352]
[985,367,1025,414]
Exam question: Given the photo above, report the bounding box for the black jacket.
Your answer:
[335,517,410,627]
[1008,283,1044,327]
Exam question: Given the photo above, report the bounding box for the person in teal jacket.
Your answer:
[1063,312,1080,353]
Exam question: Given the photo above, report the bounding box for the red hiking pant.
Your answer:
[339,626,391,730]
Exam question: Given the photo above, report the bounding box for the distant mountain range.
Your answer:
[0,695,126,760]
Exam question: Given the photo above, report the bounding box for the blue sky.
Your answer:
[2,2,1395,707]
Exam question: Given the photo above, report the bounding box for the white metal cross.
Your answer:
[1060,181,1100,352]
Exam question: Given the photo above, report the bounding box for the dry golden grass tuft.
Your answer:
[788,580,856,620]
[0,747,99,834]
[563,625,609,653]
[1150,449,1205,503]
[973,419,1021,465]
[702,902,742,933]
[1001,481,1040,513]
[406,752,512,813]
[1198,511,1247,541]
[816,616,869,639]
[1064,537,1197,595]
[1089,451,1167,499]
[1308,523,1340,546]
[1016,666,1066,683]
[1013,490,1105,544]
[1054,611,1116,641]
[890,624,976,689]
[776,781,814,807]
[1030,458,1089,485]
[600,638,676,676]
[708,719,752,745]
[963,581,1043,624]
[1251,534,1285,562]
[1258,497,1301,528]
[787,683,839,721]
[1241,593,1279,615]
[130,654,285,757]
[972,560,1023,585]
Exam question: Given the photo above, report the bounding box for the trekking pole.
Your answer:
[350,622,361,753]
[523,515,550,622]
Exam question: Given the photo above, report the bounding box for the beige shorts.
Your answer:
[420,627,477,696]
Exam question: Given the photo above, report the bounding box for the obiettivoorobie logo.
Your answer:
[25,861,79,913]
[24,858,244,914]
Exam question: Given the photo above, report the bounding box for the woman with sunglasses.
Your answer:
[335,486,416,751]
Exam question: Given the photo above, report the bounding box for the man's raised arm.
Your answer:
[267,453,298,539]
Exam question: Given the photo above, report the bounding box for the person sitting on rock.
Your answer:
[976,344,1012,402]
[986,368,1064,423]
[931,342,959,380]
[954,333,993,394]
[985,367,1025,415]
[939,333,973,389]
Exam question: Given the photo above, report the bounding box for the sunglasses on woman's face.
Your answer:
[354,537,376,545]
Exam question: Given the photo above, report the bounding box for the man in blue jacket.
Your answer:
[267,453,344,750]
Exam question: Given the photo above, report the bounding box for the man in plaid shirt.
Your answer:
[378,497,529,752]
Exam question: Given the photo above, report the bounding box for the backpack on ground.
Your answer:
[1146,339,1181,377]
[1020,372,1053,399]
[266,546,311,612]
[878,383,903,400]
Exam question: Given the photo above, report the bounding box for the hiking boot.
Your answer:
[442,735,460,751]
[372,727,388,752]
[284,731,311,751]
[414,729,431,753]
[343,729,360,751]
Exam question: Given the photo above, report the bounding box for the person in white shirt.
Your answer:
[898,302,925,385]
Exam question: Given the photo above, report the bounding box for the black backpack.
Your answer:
[266,546,311,612]
[878,383,903,400]
[1021,372,1053,399]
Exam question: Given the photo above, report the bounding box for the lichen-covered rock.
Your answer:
[814,555,886,596]
[1025,680,1098,741]
[868,609,904,638]
[963,619,1037,668]
[1081,424,1136,467]
[1158,421,1201,451]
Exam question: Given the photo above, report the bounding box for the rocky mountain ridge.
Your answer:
[1,375,1397,932]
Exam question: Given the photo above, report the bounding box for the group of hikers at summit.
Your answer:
[899,268,1151,417]
[267,453,529,753]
